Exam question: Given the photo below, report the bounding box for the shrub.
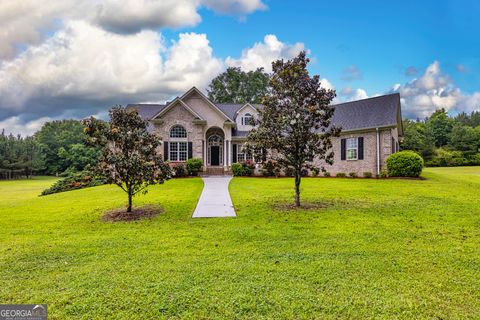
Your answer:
[300,168,309,177]
[284,166,295,177]
[231,163,244,176]
[41,170,105,195]
[311,168,319,177]
[242,164,253,176]
[186,158,203,176]
[363,172,373,178]
[171,163,188,177]
[336,172,346,178]
[348,172,357,178]
[242,161,255,176]
[323,171,331,177]
[261,160,280,177]
[386,150,424,177]
[424,148,480,167]
[379,170,388,178]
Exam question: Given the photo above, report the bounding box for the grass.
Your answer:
[0,167,479,319]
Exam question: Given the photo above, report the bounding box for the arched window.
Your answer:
[170,125,187,138]
[241,113,253,126]
[169,125,187,161]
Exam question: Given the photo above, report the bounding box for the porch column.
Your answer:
[203,135,208,170]
[202,139,206,171]
[223,139,228,169]
[228,140,232,166]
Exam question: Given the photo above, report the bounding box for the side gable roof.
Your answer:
[331,93,402,134]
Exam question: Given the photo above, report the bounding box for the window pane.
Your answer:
[179,142,188,161]
[170,125,187,138]
[347,138,357,148]
[170,142,178,161]
[347,149,357,160]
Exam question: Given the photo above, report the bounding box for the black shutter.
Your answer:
[188,142,193,159]
[358,137,364,160]
[341,138,346,160]
[233,144,237,163]
[163,142,169,161]
[391,137,395,153]
[261,148,267,162]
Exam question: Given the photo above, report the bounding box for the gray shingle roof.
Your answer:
[214,103,243,121]
[232,129,249,137]
[128,93,401,135]
[126,104,167,120]
[330,93,401,132]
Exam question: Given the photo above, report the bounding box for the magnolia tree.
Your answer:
[83,107,171,212]
[247,51,340,207]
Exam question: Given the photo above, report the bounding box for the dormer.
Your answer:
[235,103,259,130]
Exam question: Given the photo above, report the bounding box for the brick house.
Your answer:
[128,87,403,176]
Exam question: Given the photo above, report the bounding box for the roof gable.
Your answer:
[181,87,234,122]
[331,93,401,132]
[151,97,203,120]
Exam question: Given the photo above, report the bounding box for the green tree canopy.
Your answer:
[35,119,101,174]
[247,52,339,207]
[83,107,171,212]
[427,109,454,147]
[207,67,269,103]
[0,131,45,179]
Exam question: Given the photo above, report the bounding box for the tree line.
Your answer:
[0,120,102,179]
[1,66,478,181]
[402,109,480,166]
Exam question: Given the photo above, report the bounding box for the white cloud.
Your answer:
[0,21,223,123]
[0,0,79,59]
[93,0,202,33]
[225,34,306,72]
[338,86,369,102]
[0,0,266,60]
[389,61,480,118]
[0,116,53,137]
[320,78,334,91]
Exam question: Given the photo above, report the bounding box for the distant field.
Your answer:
[0,167,479,319]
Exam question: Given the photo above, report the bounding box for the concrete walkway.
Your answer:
[192,176,236,218]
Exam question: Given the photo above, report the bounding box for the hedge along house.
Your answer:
[128,87,403,176]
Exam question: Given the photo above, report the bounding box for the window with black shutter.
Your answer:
[163,142,169,161]
[188,142,193,159]
[232,144,237,163]
[358,137,364,160]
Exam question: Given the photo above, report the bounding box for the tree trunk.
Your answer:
[294,169,301,207]
[127,190,133,212]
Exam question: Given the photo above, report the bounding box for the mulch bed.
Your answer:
[102,205,163,222]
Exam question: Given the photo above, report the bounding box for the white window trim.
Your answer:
[346,137,358,161]
[235,143,255,162]
[241,113,253,126]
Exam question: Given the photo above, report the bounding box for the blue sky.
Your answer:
[182,0,479,94]
[0,0,479,135]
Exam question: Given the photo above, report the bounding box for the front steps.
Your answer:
[201,166,232,176]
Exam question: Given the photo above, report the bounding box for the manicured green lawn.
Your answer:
[0,167,479,319]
